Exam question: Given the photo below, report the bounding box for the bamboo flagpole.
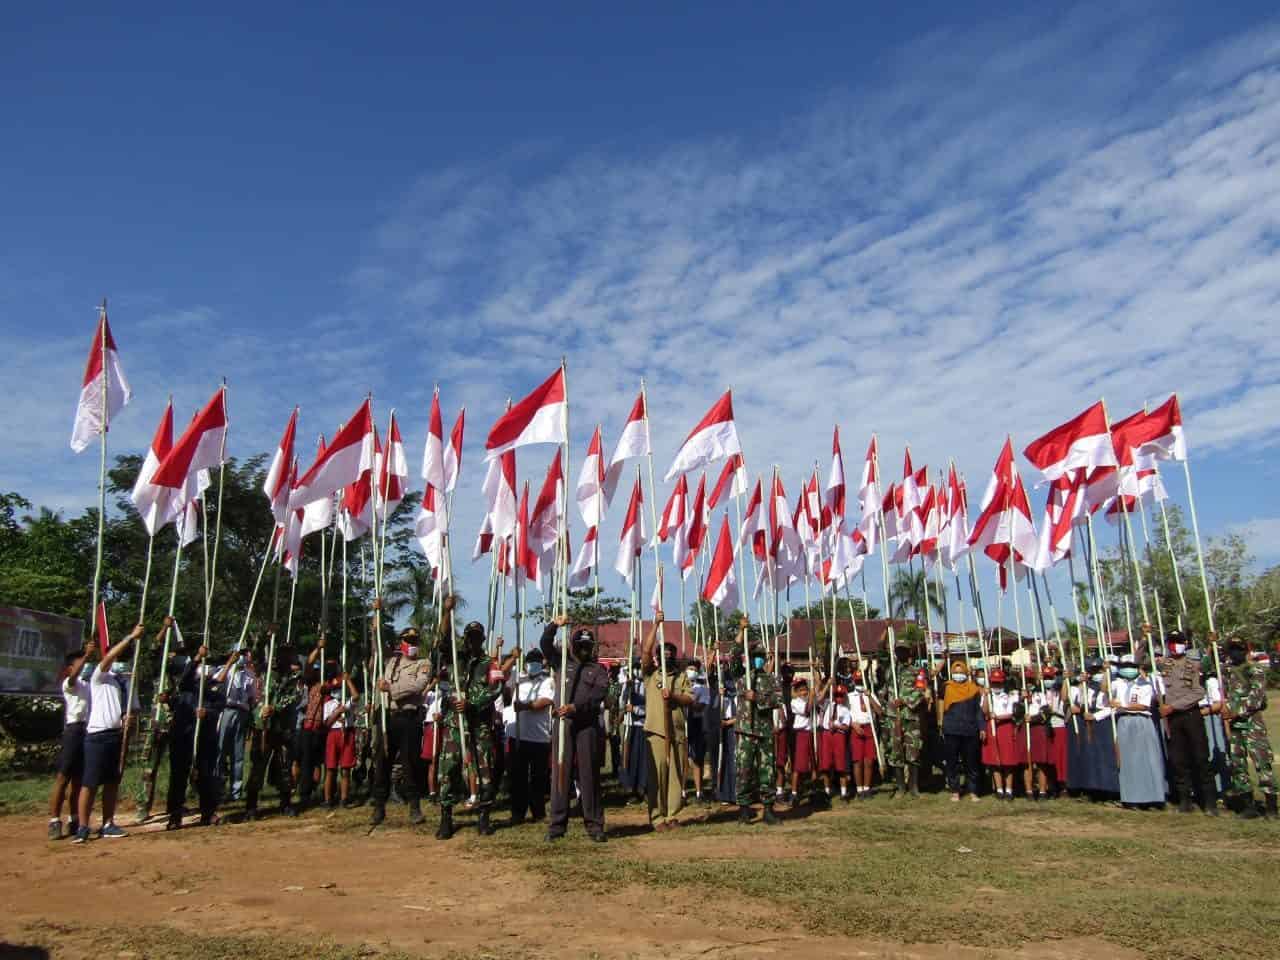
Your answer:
[88,299,110,646]
[555,358,572,769]
[193,383,229,753]
[870,437,902,701]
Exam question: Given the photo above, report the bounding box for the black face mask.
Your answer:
[1228,649,1247,667]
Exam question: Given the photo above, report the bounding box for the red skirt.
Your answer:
[420,721,439,760]
[774,729,790,771]
[819,730,849,773]
[982,720,1028,767]
[850,730,875,762]
[792,730,816,774]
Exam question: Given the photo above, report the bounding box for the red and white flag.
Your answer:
[473,450,517,560]
[826,427,847,520]
[528,449,565,589]
[338,429,377,542]
[414,484,445,573]
[702,515,739,612]
[708,453,748,510]
[967,438,1038,587]
[289,398,375,511]
[1125,395,1187,462]
[576,426,607,527]
[444,407,465,493]
[376,413,409,518]
[614,475,647,583]
[300,435,335,539]
[263,407,298,524]
[1031,471,1088,571]
[764,475,804,591]
[939,465,971,572]
[484,367,567,460]
[889,450,925,563]
[178,493,205,549]
[664,390,741,482]
[917,484,941,562]
[131,400,175,536]
[603,391,651,506]
[657,474,688,545]
[739,477,767,561]
[421,389,447,493]
[569,525,599,589]
[1023,401,1117,483]
[70,309,132,453]
[682,473,709,580]
[150,387,228,523]
[515,483,535,585]
[856,437,881,556]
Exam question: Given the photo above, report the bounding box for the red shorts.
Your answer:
[792,730,816,774]
[850,730,875,762]
[819,730,849,773]
[774,729,790,771]
[325,728,356,769]
[420,722,438,760]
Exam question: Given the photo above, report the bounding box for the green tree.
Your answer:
[529,586,630,626]
[887,568,945,621]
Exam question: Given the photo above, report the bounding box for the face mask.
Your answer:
[80,664,94,681]
[1118,667,1139,680]
[1228,650,1247,667]
[110,662,126,676]
[686,667,696,678]
[1109,667,1120,679]
[951,673,967,683]
[400,643,419,659]
[752,657,765,670]
[527,662,544,677]
[975,677,987,688]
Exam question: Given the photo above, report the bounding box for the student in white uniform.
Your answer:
[48,641,94,840]
[818,685,854,802]
[74,623,144,844]
[1112,655,1167,809]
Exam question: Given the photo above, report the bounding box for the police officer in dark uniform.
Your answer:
[542,615,609,842]
[1157,630,1217,815]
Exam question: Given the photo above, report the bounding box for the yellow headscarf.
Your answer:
[942,660,980,713]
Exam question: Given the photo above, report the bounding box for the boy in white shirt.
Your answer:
[819,685,854,802]
[74,623,144,844]
[789,678,817,806]
[48,641,94,840]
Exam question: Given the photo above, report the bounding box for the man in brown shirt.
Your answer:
[1156,629,1216,814]
[641,610,694,831]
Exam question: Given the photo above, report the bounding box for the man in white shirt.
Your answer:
[507,649,555,824]
[47,641,94,840]
[216,647,260,801]
[74,622,144,844]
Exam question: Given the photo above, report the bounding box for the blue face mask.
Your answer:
[79,664,94,682]
[527,662,544,677]
[1118,667,1139,680]
[752,657,765,670]
[110,662,126,676]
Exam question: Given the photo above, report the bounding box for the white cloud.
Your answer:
[1223,517,1280,564]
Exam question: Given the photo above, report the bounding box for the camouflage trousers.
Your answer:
[734,731,776,806]
[245,727,296,810]
[881,714,923,768]
[1226,717,1276,796]
[438,716,495,809]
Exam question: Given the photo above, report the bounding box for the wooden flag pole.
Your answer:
[555,358,572,769]
[89,299,110,645]
[201,383,229,647]
[870,437,901,700]
[1153,464,1189,628]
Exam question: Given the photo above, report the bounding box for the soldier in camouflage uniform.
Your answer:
[734,627,783,825]
[880,638,930,799]
[1220,638,1277,820]
[244,647,304,820]
[436,595,501,839]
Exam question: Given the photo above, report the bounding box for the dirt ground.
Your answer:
[0,805,1141,960]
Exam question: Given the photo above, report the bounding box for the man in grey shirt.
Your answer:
[1157,630,1217,816]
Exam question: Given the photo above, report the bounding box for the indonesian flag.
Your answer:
[889,451,925,563]
[917,484,941,562]
[300,435,335,539]
[826,427,847,520]
[603,391,651,506]
[444,407,465,493]
[614,475,647,583]
[1127,395,1187,462]
[515,483,535,584]
[828,528,865,589]
[150,387,228,524]
[1023,401,1117,483]
[664,390,741,482]
[473,450,517,560]
[739,477,767,561]
[940,465,971,571]
[289,398,375,511]
[485,366,567,460]
[263,407,298,523]
[569,524,599,589]
[856,437,881,556]
[967,438,1038,587]
[414,484,445,573]
[708,453,748,510]
[1031,471,1087,571]
[338,429,377,542]
[130,400,174,536]
[376,413,409,517]
[682,473,709,580]
[280,459,303,576]
[766,475,804,589]
[657,474,688,545]
[702,515,739,612]
[528,449,565,588]
[797,473,822,573]
[70,309,132,453]
[422,389,447,492]
[178,493,204,549]
[1106,406,1173,520]
[576,426,607,527]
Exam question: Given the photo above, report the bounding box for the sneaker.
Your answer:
[969,793,981,803]
[950,793,960,803]
[68,819,80,835]
[98,823,128,839]
[71,826,91,844]
[48,819,63,841]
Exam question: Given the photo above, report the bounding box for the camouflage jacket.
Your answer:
[443,653,499,727]
[254,676,303,732]
[1224,662,1267,724]
[737,669,783,739]
[882,666,927,718]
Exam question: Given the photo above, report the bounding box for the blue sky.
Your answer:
[2,2,1278,638]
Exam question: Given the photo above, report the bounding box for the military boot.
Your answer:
[477,808,495,836]
[891,768,906,799]
[436,806,454,840]
[1266,793,1278,820]
[408,799,425,825]
[369,802,386,827]
[1231,794,1260,820]
[762,804,780,825]
[907,766,921,799]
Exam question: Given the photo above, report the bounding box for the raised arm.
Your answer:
[640,609,665,671]
[99,623,143,673]
[539,614,567,664]
[306,633,325,668]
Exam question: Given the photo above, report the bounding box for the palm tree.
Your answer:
[382,563,465,638]
[888,568,946,622]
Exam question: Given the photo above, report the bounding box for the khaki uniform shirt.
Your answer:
[643,667,692,743]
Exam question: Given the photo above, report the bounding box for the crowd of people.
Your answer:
[45,604,1277,845]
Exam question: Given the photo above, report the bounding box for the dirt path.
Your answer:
[0,811,1137,960]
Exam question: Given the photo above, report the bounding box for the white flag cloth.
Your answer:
[415,485,445,572]
[664,390,741,482]
[176,489,204,548]
[528,449,565,585]
[702,515,739,612]
[614,477,647,583]
[940,466,971,572]
[263,408,298,524]
[569,524,598,589]
[299,436,333,539]
[856,437,881,557]
[422,391,447,492]
[443,407,465,493]
[131,400,174,536]
[71,311,132,453]
[577,426,607,527]
[825,427,847,520]
[603,392,650,506]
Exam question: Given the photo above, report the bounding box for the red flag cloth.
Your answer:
[414,484,445,573]
[576,426,606,527]
[95,602,110,655]
[825,427,846,520]
[664,390,741,482]
[444,407,465,493]
[263,407,298,524]
[1023,401,1116,483]
[614,475,647,584]
[484,367,566,460]
[422,390,447,492]
[603,391,650,506]
[131,400,175,536]
[702,515,739,612]
[71,310,132,452]
[709,453,747,510]
[288,398,374,511]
